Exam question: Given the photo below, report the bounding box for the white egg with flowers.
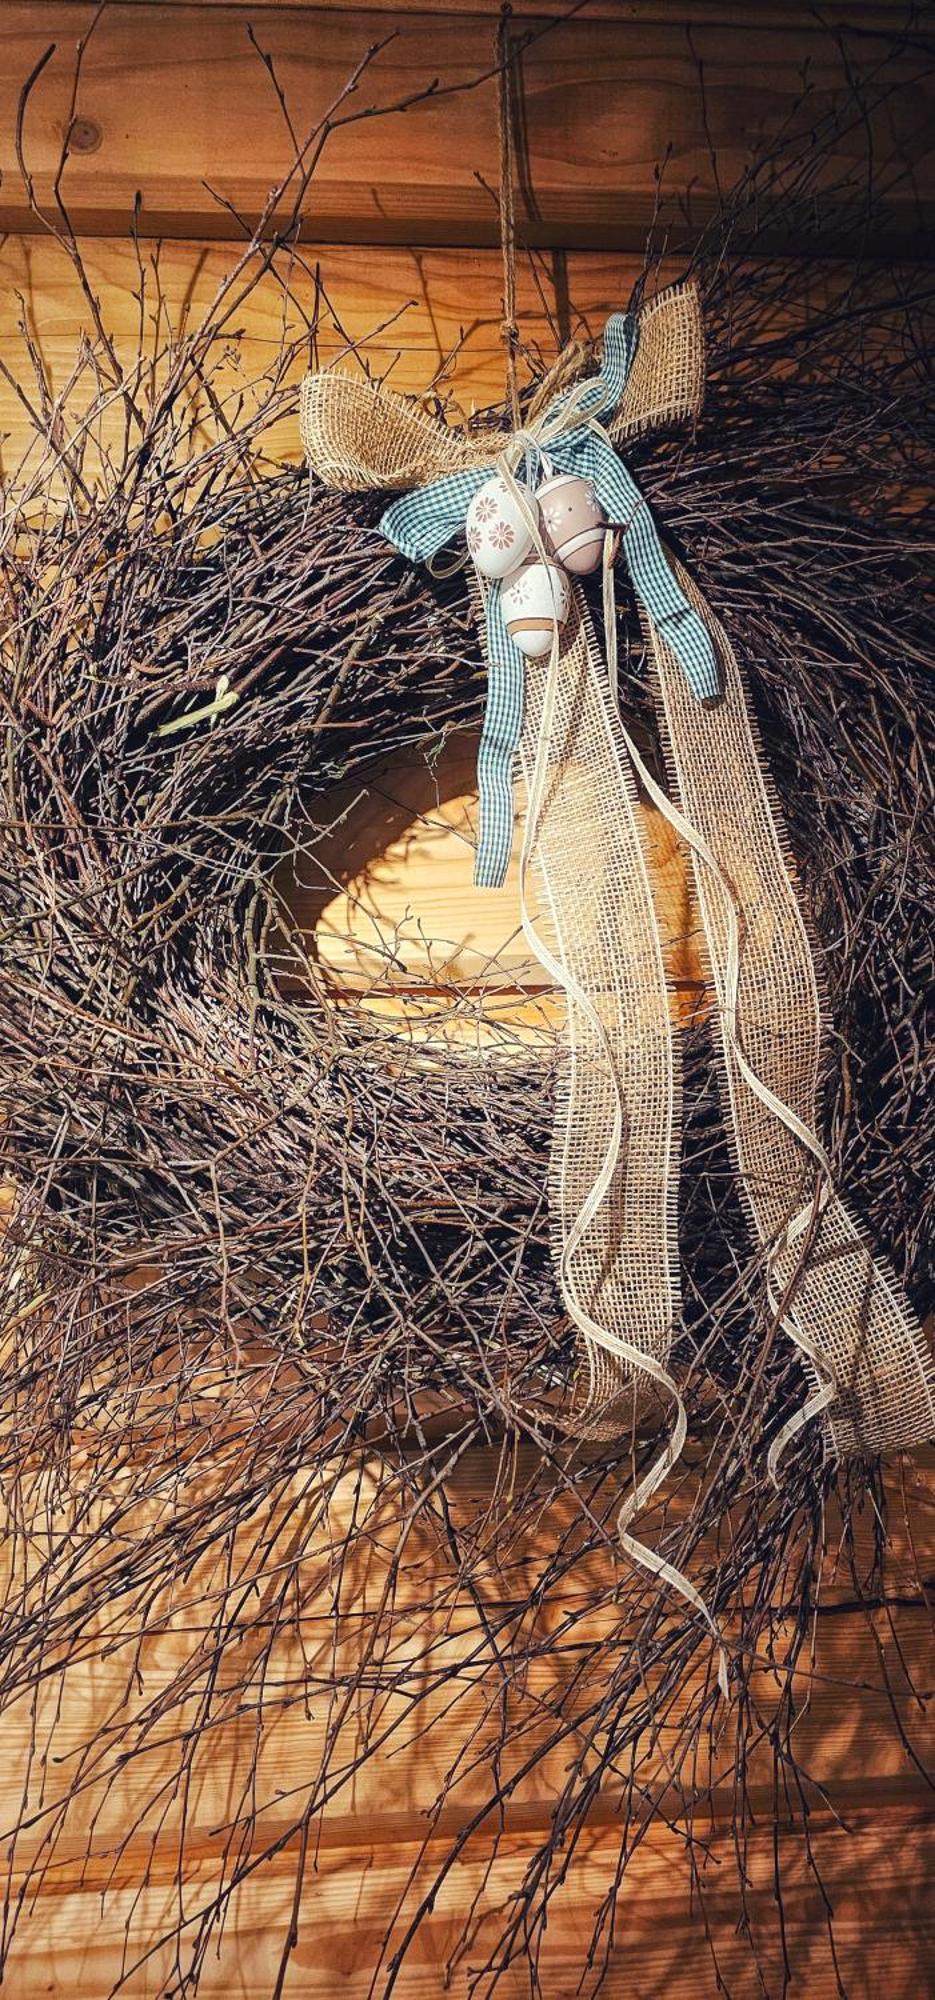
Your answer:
[465,474,538,580]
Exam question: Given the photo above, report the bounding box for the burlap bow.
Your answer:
[301,282,934,1671]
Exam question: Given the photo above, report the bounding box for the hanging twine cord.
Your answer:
[497,4,522,429]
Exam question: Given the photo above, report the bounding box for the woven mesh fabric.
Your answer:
[650,573,935,1455]
[518,602,678,1435]
[300,372,492,491]
[609,284,705,444]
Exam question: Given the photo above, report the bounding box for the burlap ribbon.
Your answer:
[300,284,934,1668]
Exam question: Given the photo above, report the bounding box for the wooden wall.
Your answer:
[2,0,934,463]
[0,4,932,1993]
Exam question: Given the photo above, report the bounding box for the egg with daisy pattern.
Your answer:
[465,474,538,580]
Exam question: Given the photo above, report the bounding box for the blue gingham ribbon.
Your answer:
[381,313,719,887]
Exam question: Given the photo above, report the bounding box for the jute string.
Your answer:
[496,4,521,431]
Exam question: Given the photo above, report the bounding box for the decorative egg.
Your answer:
[466,474,538,580]
[501,559,571,659]
[537,471,607,576]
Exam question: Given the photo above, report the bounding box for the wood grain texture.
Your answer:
[0,1436,931,1993]
[1,5,931,247]
[0,236,656,477]
[5,1815,933,1996]
[0,234,864,480]
[16,1,924,17]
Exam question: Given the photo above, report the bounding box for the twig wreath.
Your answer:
[0,30,932,1998]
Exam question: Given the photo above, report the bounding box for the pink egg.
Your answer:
[501,559,571,659]
[465,474,537,581]
[537,471,607,576]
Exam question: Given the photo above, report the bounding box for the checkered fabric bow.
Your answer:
[379,312,719,885]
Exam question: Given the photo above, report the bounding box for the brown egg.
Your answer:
[537,471,607,576]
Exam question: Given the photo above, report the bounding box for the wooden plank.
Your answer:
[0,235,868,482]
[3,1814,932,1995]
[1,1594,927,1855]
[13,1,925,20]
[0,237,641,433]
[0,6,931,248]
[0,237,670,480]
[4,1648,927,1906]
[0,1450,929,1873]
